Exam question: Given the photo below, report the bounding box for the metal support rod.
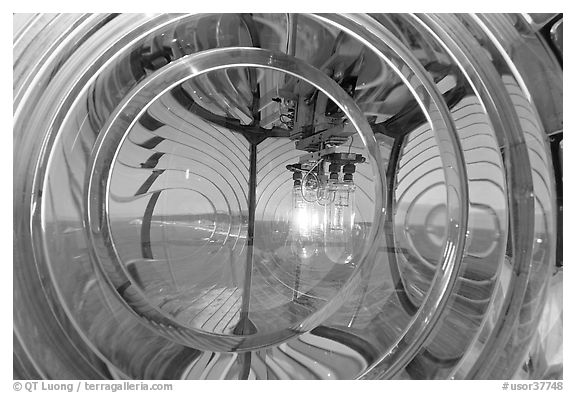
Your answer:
[292,263,302,302]
[239,142,259,325]
[234,141,259,379]
[282,13,298,90]
[385,135,418,316]
[286,13,298,56]
[549,132,563,267]
[384,135,461,374]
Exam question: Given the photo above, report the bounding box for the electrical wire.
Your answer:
[300,159,323,203]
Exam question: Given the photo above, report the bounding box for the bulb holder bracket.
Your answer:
[298,146,337,163]
[294,124,352,151]
[325,152,366,165]
[286,163,302,172]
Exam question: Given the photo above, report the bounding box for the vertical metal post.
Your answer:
[385,135,418,315]
[238,142,259,328]
[234,141,260,379]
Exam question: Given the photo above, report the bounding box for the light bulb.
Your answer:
[290,181,323,262]
[324,178,356,264]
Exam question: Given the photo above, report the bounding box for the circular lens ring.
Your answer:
[312,14,470,379]
[413,13,538,379]
[86,46,387,352]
